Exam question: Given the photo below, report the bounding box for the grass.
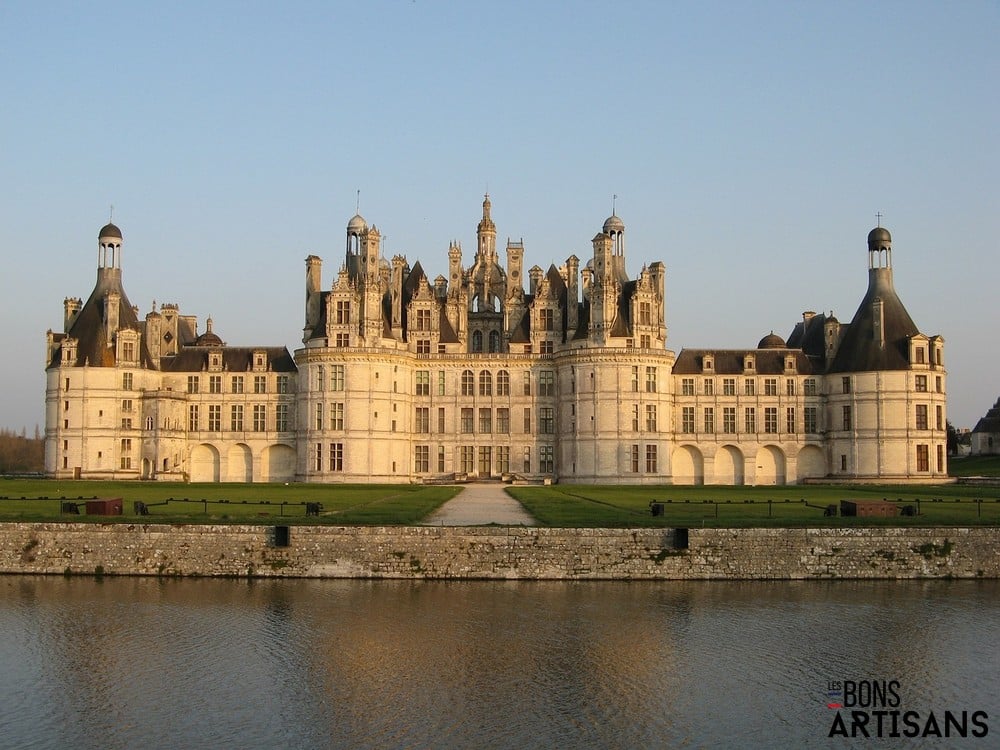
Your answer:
[0,479,460,525]
[948,454,1000,477]
[1,476,999,528]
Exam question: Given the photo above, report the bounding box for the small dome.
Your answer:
[603,214,624,234]
[194,331,223,347]
[347,214,367,233]
[758,332,786,349]
[868,226,891,246]
[99,222,122,240]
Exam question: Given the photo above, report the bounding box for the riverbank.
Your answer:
[2,523,998,579]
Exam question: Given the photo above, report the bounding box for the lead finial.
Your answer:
[356,189,360,214]
[612,194,617,215]
[875,211,882,227]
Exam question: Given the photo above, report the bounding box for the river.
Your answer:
[0,577,996,749]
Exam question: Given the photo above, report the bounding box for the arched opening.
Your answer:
[262,444,296,482]
[471,330,483,352]
[712,445,745,486]
[754,445,786,485]
[671,445,704,485]
[489,330,501,352]
[226,443,253,482]
[190,443,221,482]
[796,445,826,481]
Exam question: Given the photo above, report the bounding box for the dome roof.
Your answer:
[347,214,368,233]
[603,214,624,234]
[194,331,223,347]
[868,226,891,245]
[757,332,786,349]
[99,222,122,240]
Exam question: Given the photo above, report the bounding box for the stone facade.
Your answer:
[3,523,998,580]
[45,201,947,484]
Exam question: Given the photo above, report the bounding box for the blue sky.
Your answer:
[1,1,997,431]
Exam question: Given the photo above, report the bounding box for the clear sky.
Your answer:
[1,1,997,432]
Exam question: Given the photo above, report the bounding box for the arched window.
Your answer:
[472,330,483,352]
[489,330,500,352]
[497,370,510,396]
[461,370,475,396]
[144,416,153,431]
[479,370,492,396]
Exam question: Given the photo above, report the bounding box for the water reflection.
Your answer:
[0,578,997,749]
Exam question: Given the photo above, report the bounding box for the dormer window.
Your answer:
[703,355,714,372]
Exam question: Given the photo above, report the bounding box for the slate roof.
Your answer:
[160,347,296,373]
[972,398,1000,435]
[673,348,820,375]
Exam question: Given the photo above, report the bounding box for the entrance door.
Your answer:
[478,446,492,478]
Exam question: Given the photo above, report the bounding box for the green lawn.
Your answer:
[949,454,1000,477]
[1,477,998,528]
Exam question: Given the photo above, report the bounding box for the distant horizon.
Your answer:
[3,2,997,431]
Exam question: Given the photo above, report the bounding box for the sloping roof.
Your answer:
[673,348,819,375]
[160,346,296,373]
[827,268,919,372]
[972,398,1000,435]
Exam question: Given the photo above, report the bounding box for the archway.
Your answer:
[190,444,221,482]
[671,445,704,485]
[713,445,745,485]
[754,445,786,485]
[226,443,253,482]
[263,444,296,483]
[796,445,826,481]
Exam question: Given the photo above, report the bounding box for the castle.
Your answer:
[45,196,948,484]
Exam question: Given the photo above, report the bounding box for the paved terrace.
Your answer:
[422,483,536,526]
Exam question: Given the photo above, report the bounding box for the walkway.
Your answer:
[422,483,536,526]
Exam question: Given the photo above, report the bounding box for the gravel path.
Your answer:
[422,483,536,526]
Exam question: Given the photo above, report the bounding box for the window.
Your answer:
[764,407,778,434]
[523,408,531,433]
[121,399,133,413]
[804,407,817,434]
[461,446,475,474]
[646,367,657,393]
[209,375,222,394]
[315,403,324,430]
[540,308,554,331]
[415,407,429,433]
[254,375,267,394]
[415,308,431,331]
[188,405,199,431]
[208,405,221,431]
[539,407,554,434]
[121,418,132,430]
[936,405,943,431]
[277,375,289,394]
[416,339,430,354]
[841,455,848,472]
[916,444,929,472]
[803,378,817,396]
[916,404,928,430]
[479,408,492,433]
[539,370,554,397]
[489,330,500,353]
[682,378,695,396]
[703,379,714,396]
[336,333,350,348]
[916,347,925,364]
[744,379,755,396]
[786,378,795,396]
[438,407,446,433]
[842,376,851,394]
[497,408,510,434]
[723,407,736,434]
[682,407,695,433]
[472,331,483,352]
[461,370,475,396]
[744,407,756,433]
[497,370,510,395]
[937,445,944,472]
[252,405,266,431]
[704,407,715,433]
[143,417,152,431]
[231,405,244,431]
[786,407,795,433]
[631,366,639,392]
[231,376,244,394]
[935,376,942,393]
[523,374,531,396]
[276,404,289,432]
[461,408,474,433]
[638,301,652,325]
[330,365,345,391]
[122,372,133,390]
[645,404,657,432]
[479,370,492,396]
[640,335,651,349]
[645,445,657,473]
[329,443,344,472]
[764,378,777,396]
[438,371,446,396]
[539,340,553,354]
[414,445,430,473]
[314,443,324,472]
[496,446,510,475]
[335,300,350,324]
[539,445,554,473]
[723,378,736,396]
[187,376,200,394]
[438,445,446,473]
[842,405,852,431]
[122,342,135,361]
[630,444,640,473]
[416,371,430,396]
[914,374,928,392]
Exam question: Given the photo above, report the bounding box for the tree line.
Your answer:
[0,427,44,473]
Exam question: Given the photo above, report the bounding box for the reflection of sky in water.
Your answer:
[0,578,996,749]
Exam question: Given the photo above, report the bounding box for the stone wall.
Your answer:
[1,523,998,580]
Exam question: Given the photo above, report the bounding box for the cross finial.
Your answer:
[875,211,882,227]
[612,194,617,215]
[356,189,360,214]
[110,204,114,222]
